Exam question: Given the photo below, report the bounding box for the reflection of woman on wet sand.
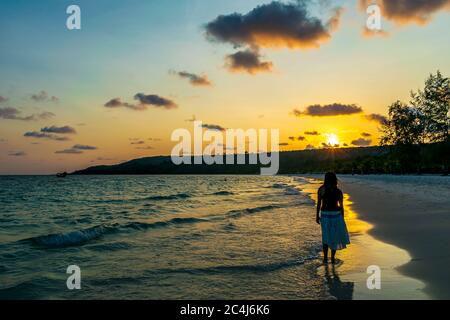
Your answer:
[316,172,350,264]
[324,264,354,300]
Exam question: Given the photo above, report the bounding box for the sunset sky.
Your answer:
[1,0,449,174]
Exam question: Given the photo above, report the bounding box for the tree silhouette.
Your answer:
[411,71,450,143]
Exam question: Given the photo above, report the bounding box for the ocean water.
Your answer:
[0,175,332,300]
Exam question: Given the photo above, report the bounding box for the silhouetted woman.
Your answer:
[316,172,350,264]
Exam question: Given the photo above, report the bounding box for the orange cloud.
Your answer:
[205,2,343,49]
[359,0,450,25]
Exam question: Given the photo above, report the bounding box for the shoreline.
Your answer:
[298,176,433,299]
[337,175,450,299]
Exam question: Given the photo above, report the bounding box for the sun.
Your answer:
[326,134,340,146]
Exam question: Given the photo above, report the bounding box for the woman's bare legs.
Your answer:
[331,250,336,264]
[322,244,329,263]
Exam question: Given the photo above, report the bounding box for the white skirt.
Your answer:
[320,210,350,250]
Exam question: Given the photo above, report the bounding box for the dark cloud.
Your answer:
[55,144,97,154]
[105,94,178,111]
[0,107,27,120]
[55,148,83,154]
[24,126,76,141]
[204,1,342,49]
[365,113,388,125]
[225,50,273,74]
[0,107,55,121]
[31,90,59,103]
[24,131,70,141]
[9,151,26,157]
[134,93,178,109]
[304,131,320,136]
[294,103,363,117]
[279,142,289,146]
[305,144,316,150]
[171,71,212,86]
[289,136,306,141]
[360,0,450,25]
[201,123,226,131]
[104,98,146,111]
[0,96,7,104]
[41,125,77,134]
[361,132,372,137]
[73,144,97,150]
[351,138,372,147]
[292,109,302,117]
[205,1,342,73]
[104,98,125,108]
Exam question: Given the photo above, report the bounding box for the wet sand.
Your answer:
[338,175,450,300]
[299,176,438,299]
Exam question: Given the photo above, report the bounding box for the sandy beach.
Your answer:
[302,175,450,299]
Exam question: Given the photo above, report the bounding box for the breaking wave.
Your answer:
[226,205,280,218]
[25,217,207,248]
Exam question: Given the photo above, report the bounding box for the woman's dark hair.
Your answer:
[323,172,338,188]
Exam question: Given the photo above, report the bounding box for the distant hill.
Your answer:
[72,146,400,175]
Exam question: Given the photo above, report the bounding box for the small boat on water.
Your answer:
[56,172,68,178]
